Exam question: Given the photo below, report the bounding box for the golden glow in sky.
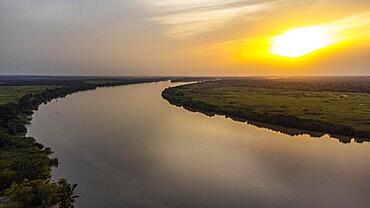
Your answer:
[270,27,333,58]
[0,0,369,75]
[232,12,370,63]
[265,12,370,59]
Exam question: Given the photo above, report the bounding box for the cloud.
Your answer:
[326,12,370,33]
[150,0,289,38]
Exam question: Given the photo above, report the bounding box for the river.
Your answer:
[28,81,370,208]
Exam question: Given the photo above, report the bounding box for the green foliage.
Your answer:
[5,180,59,208]
[0,133,55,191]
[57,179,78,208]
[3,179,77,208]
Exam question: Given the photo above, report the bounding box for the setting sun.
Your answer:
[270,26,333,58]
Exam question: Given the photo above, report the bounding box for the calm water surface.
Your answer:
[28,82,370,208]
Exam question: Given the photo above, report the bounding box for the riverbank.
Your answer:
[0,76,169,207]
[162,77,370,143]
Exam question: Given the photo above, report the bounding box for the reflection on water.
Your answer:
[28,82,370,208]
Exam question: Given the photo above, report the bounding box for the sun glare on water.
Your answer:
[270,26,333,58]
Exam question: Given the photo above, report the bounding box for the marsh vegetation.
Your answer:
[162,77,370,143]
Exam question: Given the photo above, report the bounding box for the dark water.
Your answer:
[28,82,370,208]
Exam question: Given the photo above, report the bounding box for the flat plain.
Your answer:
[163,77,370,140]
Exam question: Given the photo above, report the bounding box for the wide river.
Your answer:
[28,82,370,208]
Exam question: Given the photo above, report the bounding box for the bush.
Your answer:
[4,179,77,208]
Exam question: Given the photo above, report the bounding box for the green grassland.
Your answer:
[162,79,370,141]
[0,85,57,105]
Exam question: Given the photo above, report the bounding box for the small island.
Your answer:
[162,77,370,143]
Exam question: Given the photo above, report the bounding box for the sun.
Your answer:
[270,26,333,58]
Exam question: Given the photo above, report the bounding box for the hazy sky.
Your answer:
[0,0,369,75]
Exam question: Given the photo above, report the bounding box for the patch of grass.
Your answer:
[0,86,57,105]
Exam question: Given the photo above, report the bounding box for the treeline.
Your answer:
[169,77,218,83]
[0,76,169,86]
[162,84,370,144]
[0,77,168,207]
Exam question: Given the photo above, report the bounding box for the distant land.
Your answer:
[162,76,370,143]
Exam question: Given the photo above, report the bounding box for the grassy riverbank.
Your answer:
[162,77,370,143]
[0,86,62,105]
[0,76,169,207]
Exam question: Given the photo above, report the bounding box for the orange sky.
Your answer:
[0,0,369,75]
